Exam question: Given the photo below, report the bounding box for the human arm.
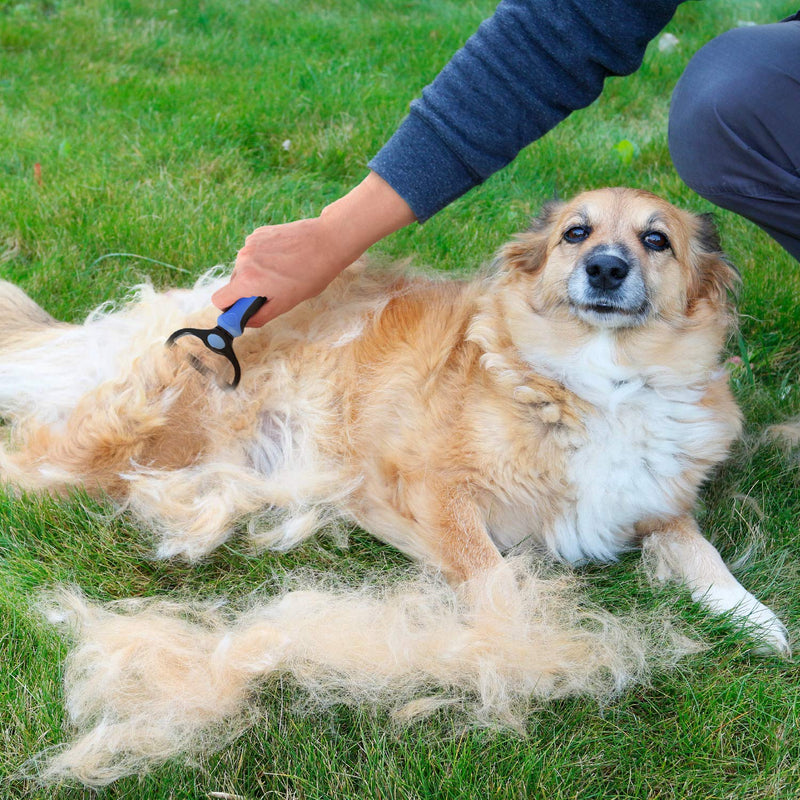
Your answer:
[370,0,684,221]
[215,0,685,323]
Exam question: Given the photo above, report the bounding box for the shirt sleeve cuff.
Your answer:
[367,110,482,224]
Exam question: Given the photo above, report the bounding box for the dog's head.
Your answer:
[498,188,738,331]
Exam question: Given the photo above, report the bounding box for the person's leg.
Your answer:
[669,20,800,261]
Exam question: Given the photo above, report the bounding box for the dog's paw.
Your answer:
[737,599,791,657]
[693,584,791,657]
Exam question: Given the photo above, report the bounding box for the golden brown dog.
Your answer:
[0,188,790,783]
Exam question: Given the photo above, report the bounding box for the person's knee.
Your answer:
[669,25,794,195]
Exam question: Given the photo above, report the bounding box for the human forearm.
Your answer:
[319,170,417,259]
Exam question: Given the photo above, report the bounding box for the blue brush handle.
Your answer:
[216,296,268,338]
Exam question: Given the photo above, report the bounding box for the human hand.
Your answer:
[211,172,416,327]
[211,215,357,327]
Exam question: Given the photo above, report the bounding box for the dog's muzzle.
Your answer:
[568,245,648,327]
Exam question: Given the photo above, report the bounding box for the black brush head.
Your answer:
[166,326,242,390]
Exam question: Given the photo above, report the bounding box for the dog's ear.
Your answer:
[686,212,741,311]
[497,200,564,274]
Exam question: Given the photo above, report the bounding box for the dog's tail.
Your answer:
[0,279,224,495]
[0,280,67,354]
[0,280,81,434]
[0,281,111,424]
[28,558,697,786]
[0,281,187,421]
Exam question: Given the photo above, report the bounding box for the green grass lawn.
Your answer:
[2,0,800,797]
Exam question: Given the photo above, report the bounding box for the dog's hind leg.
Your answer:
[0,336,214,496]
[1,367,183,493]
[640,515,790,655]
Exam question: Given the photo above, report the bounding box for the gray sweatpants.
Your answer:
[668,16,800,262]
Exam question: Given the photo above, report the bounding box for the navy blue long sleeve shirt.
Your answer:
[368,0,685,221]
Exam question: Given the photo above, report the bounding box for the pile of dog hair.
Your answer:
[28,557,696,786]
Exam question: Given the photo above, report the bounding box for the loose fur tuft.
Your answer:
[30,558,697,786]
[767,417,800,450]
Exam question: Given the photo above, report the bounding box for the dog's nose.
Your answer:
[585,254,630,292]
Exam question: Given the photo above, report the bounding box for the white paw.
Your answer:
[693,584,791,657]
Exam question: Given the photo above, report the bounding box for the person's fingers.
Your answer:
[211,286,277,327]
[211,278,250,311]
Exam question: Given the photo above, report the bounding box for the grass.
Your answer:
[1,0,799,797]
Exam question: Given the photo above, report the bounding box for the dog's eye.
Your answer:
[642,231,670,252]
[563,226,591,244]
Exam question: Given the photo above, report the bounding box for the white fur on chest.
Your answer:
[503,334,727,563]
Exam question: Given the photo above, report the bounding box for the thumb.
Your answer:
[211,282,274,328]
[210,282,241,312]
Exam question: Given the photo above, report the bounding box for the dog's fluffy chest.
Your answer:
[485,336,731,563]
[554,383,715,562]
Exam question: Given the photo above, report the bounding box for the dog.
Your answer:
[0,188,790,783]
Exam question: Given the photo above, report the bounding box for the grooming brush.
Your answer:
[166,295,267,390]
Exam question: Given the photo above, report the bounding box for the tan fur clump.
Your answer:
[767,417,800,450]
[31,558,694,786]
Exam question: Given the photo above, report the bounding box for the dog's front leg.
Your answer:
[355,476,507,585]
[397,479,521,619]
[433,483,508,585]
[639,516,790,655]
